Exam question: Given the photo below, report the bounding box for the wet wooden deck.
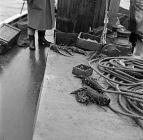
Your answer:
[32,40,143,140]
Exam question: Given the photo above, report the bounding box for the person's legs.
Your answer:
[129,32,138,53]
[38,30,51,46]
[28,27,36,50]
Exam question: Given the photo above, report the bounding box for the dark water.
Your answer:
[0,44,48,140]
[0,0,27,22]
[0,1,48,140]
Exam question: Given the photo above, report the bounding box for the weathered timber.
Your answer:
[56,0,102,33]
[56,0,121,33]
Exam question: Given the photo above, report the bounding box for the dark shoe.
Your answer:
[38,30,51,46]
[38,37,51,46]
[29,35,35,50]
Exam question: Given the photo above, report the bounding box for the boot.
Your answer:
[29,35,35,50]
[38,31,51,46]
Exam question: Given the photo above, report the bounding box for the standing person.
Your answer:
[24,0,55,50]
[129,0,143,51]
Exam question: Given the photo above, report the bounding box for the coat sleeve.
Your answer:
[135,0,143,38]
[130,0,143,38]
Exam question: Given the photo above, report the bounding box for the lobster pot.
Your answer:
[56,0,120,33]
[54,30,78,45]
[76,32,102,51]
[72,64,93,77]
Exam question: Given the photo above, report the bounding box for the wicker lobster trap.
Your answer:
[76,32,102,51]
[54,30,78,45]
[72,64,93,77]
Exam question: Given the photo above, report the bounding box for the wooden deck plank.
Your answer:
[32,50,143,140]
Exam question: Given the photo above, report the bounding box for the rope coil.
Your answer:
[89,57,143,128]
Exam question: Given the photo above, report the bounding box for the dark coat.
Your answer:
[130,0,143,37]
[27,0,55,30]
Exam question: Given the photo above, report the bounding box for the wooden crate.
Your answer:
[76,32,102,51]
[0,24,21,54]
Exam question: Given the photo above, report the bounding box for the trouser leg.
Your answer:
[38,30,51,46]
[28,27,35,36]
[129,32,137,53]
[28,27,36,50]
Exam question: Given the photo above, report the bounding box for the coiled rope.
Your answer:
[89,57,143,127]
